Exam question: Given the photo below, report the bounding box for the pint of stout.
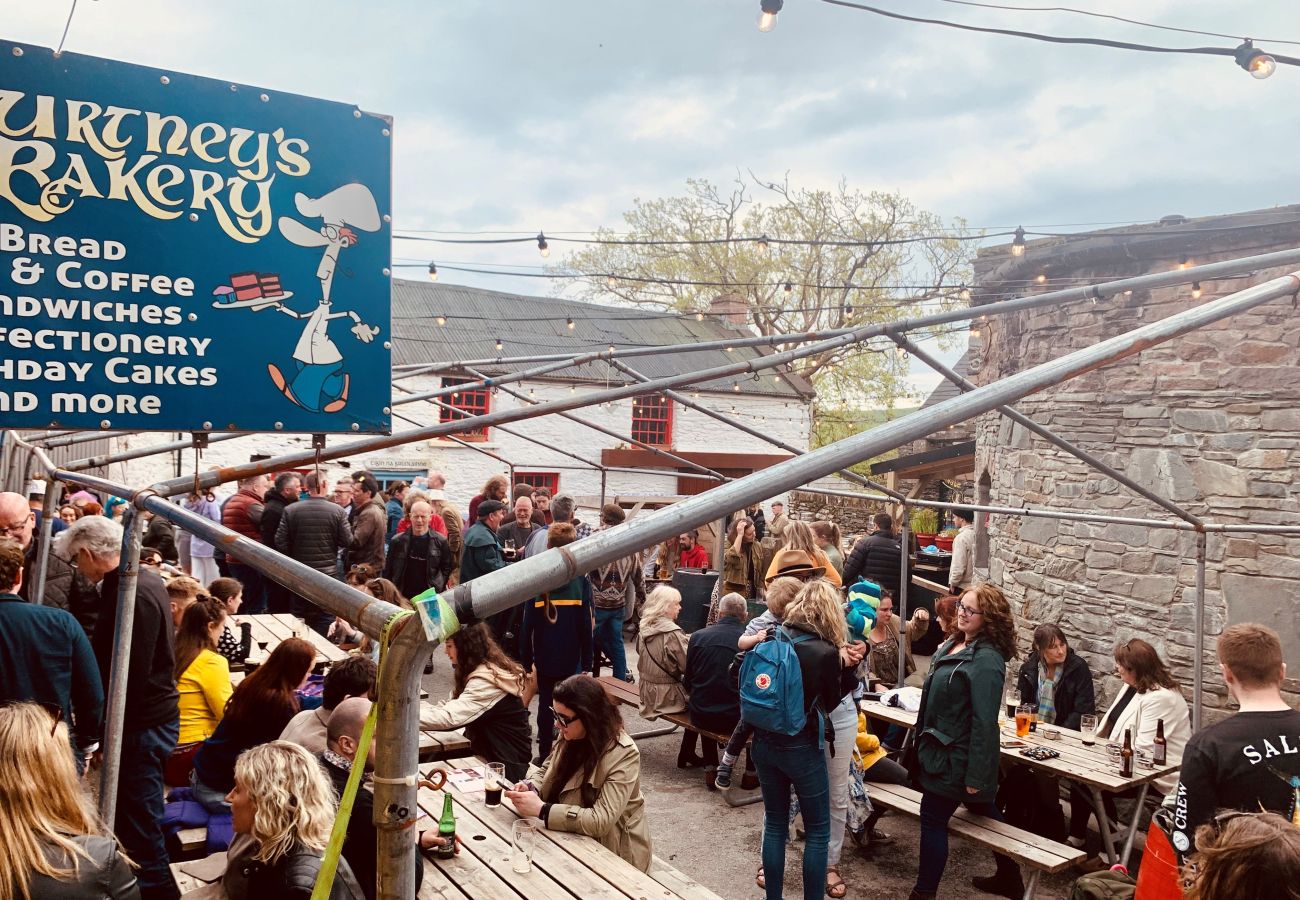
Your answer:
[485,762,506,808]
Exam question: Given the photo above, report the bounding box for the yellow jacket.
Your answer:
[177,649,231,744]
[855,712,887,770]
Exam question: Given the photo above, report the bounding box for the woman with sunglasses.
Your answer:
[0,701,139,900]
[906,583,1022,900]
[505,674,652,871]
[419,623,532,781]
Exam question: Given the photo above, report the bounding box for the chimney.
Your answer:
[707,291,749,328]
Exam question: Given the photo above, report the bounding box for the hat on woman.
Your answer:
[766,548,825,584]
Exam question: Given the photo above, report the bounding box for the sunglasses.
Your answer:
[0,700,63,737]
[550,707,579,727]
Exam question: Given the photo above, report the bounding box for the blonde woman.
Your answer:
[809,521,845,578]
[635,586,697,768]
[753,580,864,900]
[765,520,843,588]
[222,741,361,899]
[0,702,138,900]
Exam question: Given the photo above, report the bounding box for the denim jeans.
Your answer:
[227,562,266,615]
[593,607,628,680]
[753,730,830,900]
[291,582,336,636]
[915,790,1019,894]
[190,769,232,815]
[824,694,858,865]
[118,720,181,900]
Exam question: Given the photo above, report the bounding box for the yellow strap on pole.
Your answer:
[311,611,410,900]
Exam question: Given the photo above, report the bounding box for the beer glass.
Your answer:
[1080,714,1098,746]
[1015,704,1034,738]
[511,817,543,874]
[484,762,505,808]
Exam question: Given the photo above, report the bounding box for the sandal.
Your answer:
[826,865,847,898]
[756,866,765,890]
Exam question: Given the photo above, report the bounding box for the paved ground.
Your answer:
[422,635,1085,900]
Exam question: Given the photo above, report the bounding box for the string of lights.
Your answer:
[810,0,1298,78]
[393,217,1300,255]
[929,0,1300,46]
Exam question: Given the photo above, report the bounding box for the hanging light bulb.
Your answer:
[783,281,793,294]
[435,314,447,326]
[608,344,616,354]
[971,324,981,338]
[536,232,550,257]
[692,391,700,400]
[959,286,972,302]
[427,261,439,282]
[607,274,618,287]
[1191,282,1203,299]
[1035,273,1047,285]
[725,346,734,353]
[1235,40,1276,79]
[1178,258,1191,270]
[755,234,770,252]
[1010,227,1027,257]
[494,337,503,351]
[569,384,576,394]
[732,381,741,392]
[757,0,783,32]
[844,304,854,316]
[695,311,705,321]
[566,317,575,330]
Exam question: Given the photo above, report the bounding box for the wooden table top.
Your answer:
[861,700,1181,792]
[240,613,352,665]
[419,755,721,900]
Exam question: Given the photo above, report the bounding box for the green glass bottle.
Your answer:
[436,793,456,859]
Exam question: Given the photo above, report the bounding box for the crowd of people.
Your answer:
[0,478,1297,900]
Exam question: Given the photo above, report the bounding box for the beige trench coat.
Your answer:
[634,619,688,719]
[534,732,653,872]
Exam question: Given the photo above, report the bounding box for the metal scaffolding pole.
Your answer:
[463,368,728,483]
[609,359,906,501]
[98,507,143,826]
[390,245,1300,373]
[1193,532,1208,729]
[887,331,1203,527]
[897,517,911,688]
[61,432,247,472]
[30,476,60,606]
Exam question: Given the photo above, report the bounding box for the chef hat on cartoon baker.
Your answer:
[295,183,381,231]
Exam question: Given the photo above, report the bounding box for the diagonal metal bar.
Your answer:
[60,432,248,472]
[609,358,906,500]
[463,367,728,483]
[886,330,1204,527]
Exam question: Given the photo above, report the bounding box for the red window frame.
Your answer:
[630,393,673,447]
[439,376,490,440]
[515,472,560,495]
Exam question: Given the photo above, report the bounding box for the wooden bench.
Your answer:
[596,676,761,808]
[864,782,1085,899]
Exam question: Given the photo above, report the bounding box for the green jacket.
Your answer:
[911,635,1007,803]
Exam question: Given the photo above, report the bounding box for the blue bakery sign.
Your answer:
[0,39,392,433]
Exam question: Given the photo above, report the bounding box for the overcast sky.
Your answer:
[3,0,1296,400]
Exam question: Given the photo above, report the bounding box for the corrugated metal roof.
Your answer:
[390,280,814,398]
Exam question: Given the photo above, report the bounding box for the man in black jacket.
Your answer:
[842,513,902,596]
[685,594,749,771]
[259,472,301,614]
[276,471,352,635]
[382,499,453,599]
[65,515,180,900]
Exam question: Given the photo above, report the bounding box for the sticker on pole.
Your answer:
[0,39,392,433]
[411,587,459,644]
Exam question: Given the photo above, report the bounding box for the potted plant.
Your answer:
[910,508,939,546]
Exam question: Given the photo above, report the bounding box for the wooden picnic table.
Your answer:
[862,699,1181,866]
[241,612,351,665]
[419,755,722,900]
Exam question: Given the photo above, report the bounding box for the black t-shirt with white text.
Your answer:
[400,533,431,600]
[1169,708,1300,858]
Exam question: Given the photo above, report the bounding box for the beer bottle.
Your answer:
[436,793,456,859]
[1119,728,1134,778]
[1152,718,1167,766]
[238,621,253,662]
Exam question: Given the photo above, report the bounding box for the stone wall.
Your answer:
[973,211,1300,716]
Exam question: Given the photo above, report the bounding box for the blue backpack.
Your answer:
[739,627,821,741]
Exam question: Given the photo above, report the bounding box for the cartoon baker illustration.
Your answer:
[211,182,382,414]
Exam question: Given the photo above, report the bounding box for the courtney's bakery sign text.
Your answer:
[0,91,312,243]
